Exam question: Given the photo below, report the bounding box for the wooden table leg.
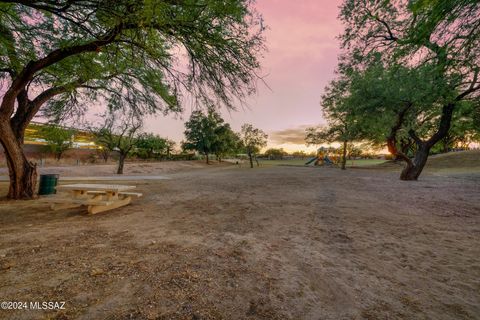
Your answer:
[87,196,132,214]
[105,191,118,201]
[72,190,87,199]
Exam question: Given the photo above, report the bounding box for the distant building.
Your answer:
[24,121,98,149]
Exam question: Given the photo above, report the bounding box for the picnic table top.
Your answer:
[56,184,136,192]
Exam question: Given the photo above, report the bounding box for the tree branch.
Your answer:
[364,7,398,42]
[386,102,413,165]
[10,78,85,137]
[0,24,123,119]
[408,129,423,146]
[425,103,455,148]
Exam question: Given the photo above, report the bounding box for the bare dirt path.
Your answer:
[0,165,479,319]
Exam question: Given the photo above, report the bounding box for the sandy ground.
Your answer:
[0,160,218,177]
[0,162,479,319]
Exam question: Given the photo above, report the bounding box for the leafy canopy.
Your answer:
[339,0,479,101]
[93,110,143,156]
[240,123,267,155]
[135,133,169,158]
[0,0,265,123]
[39,124,74,159]
[335,0,480,153]
[306,76,363,147]
[182,109,224,156]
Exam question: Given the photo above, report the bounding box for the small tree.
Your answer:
[347,144,362,159]
[96,145,111,163]
[90,128,115,163]
[240,124,268,168]
[212,124,240,162]
[165,139,176,159]
[264,148,287,160]
[94,112,142,174]
[40,125,74,161]
[183,109,225,164]
[292,151,307,159]
[135,133,168,159]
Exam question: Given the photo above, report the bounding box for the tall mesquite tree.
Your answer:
[344,62,459,178]
[0,0,265,199]
[338,0,480,180]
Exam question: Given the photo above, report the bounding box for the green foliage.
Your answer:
[345,62,454,144]
[182,109,239,162]
[339,0,479,72]
[183,109,222,156]
[0,0,265,121]
[334,0,479,178]
[135,133,169,159]
[240,124,268,155]
[305,76,364,149]
[347,145,362,159]
[337,0,480,117]
[93,111,143,157]
[212,123,241,160]
[264,148,287,160]
[39,125,74,160]
[431,101,480,152]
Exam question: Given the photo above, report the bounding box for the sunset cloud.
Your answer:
[269,125,313,145]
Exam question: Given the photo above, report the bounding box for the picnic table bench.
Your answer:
[40,184,142,214]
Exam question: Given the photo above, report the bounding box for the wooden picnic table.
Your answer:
[42,183,142,214]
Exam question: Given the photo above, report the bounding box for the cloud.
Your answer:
[269,125,313,144]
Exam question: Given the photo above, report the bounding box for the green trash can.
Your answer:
[38,174,59,195]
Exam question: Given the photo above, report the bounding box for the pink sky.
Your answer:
[146,0,344,152]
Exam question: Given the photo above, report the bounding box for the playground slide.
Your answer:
[324,156,334,165]
[305,157,317,165]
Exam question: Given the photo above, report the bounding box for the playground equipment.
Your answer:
[304,147,337,166]
[323,156,334,165]
[305,157,317,165]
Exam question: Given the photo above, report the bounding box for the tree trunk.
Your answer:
[205,153,209,164]
[117,154,126,174]
[0,120,37,199]
[400,143,430,180]
[341,140,347,170]
[248,152,253,168]
[442,135,451,153]
[399,103,455,180]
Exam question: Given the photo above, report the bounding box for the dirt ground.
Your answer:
[0,160,218,177]
[0,160,479,319]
